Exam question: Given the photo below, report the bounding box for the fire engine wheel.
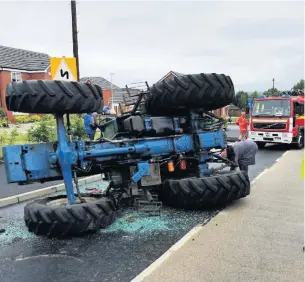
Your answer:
[293,131,304,149]
[159,171,250,209]
[6,80,103,114]
[24,194,117,238]
[255,142,266,149]
[145,73,235,116]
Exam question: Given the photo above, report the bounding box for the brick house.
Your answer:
[157,71,229,117]
[0,45,51,122]
[80,76,126,113]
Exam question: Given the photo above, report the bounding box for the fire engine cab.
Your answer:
[247,90,304,149]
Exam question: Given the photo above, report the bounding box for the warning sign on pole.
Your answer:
[50,57,77,81]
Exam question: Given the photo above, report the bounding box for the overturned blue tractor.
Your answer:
[2,73,250,237]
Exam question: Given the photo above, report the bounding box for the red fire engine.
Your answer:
[247,90,304,149]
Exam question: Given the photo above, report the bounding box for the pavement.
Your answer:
[136,149,304,282]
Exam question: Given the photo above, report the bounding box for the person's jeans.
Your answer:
[88,132,95,141]
[239,164,249,174]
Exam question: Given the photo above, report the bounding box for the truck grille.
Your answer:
[253,123,286,130]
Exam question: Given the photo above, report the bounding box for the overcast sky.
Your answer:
[0,0,304,91]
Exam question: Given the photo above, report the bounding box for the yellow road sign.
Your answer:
[50,57,77,81]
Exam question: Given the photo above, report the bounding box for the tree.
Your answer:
[70,115,87,140]
[27,121,57,143]
[233,91,249,110]
[8,128,18,145]
[27,115,87,143]
[263,88,280,97]
[292,79,304,91]
[249,91,260,98]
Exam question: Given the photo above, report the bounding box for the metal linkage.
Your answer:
[73,170,86,203]
[55,114,75,205]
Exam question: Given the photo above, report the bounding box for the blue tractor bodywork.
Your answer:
[3,111,227,205]
[2,76,251,238]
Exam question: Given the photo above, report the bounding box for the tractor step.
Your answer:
[135,199,162,216]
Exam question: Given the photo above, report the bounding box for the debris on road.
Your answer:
[126,217,137,223]
[85,187,103,194]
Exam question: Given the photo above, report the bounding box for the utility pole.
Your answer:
[71,0,80,81]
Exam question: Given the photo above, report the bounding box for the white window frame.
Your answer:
[11,72,22,82]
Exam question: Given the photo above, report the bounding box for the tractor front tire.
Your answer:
[6,80,103,114]
[24,194,117,237]
[159,171,250,209]
[145,73,235,116]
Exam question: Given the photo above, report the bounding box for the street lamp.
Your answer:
[110,72,115,109]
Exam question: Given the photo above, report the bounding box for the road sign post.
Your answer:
[50,57,78,81]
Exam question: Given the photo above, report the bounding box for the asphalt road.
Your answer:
[0,138,289,282]
[0,171,61,198]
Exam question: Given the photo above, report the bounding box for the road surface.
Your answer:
[0,142,289,282]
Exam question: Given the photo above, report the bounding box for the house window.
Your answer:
[11,72,22,82]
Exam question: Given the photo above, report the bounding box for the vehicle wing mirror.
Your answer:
[245,106,250,114]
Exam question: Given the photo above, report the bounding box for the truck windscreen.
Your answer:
[252,99,290,117]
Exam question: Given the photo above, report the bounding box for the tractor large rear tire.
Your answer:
[159,171,250,209]
[24,194,117,237]
[145,73,235,116]
[6,80,103,114]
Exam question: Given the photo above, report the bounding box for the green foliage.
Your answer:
[249,91,260,98]
[0,131,7,145]
[70,115,87,140]
[26,114,86,143]
[233,91,249,110]
[27,121,57,143]
[8,128,18,145]
[15,115,42,124]
[0,118,8,128]
[0,108,6,118]
[231,117,238,123]
[0,108,8,127]
[292,79,304,91]
[263,88,280,97]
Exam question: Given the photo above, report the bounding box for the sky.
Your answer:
[0,0,304,91]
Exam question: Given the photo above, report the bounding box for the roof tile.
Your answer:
[0,45,50,71]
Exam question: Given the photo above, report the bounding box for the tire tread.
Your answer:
[159,171,250,209]
[6,80,103,114]
[146,73,235,116]
[24,194,117,238]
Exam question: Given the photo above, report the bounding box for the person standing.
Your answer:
[84,113,97,141]
[236,112,249,141]
[220,139,258,176]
